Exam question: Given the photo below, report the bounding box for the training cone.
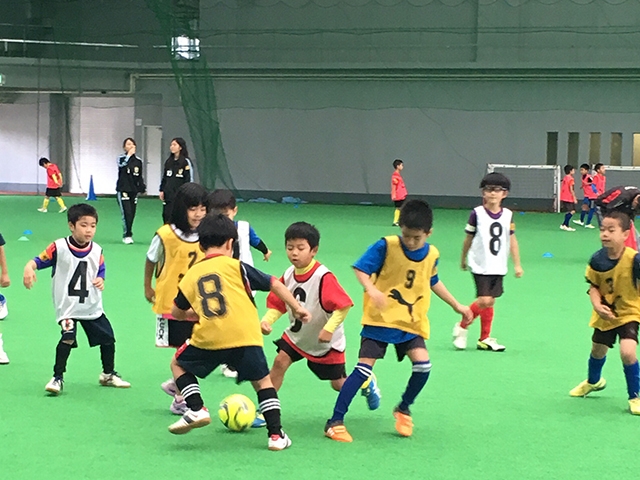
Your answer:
[18,236,29,242]
[86,175,97,201]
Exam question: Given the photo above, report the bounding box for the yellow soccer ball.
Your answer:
[218,394,256,432]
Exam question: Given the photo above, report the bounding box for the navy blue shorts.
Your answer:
[176,344,270,383]
[59,314,116,348]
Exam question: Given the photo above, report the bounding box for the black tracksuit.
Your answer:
[116,154,146,238]
[159,156,192,222]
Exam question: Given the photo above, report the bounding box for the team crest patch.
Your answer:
[167,170,173,177]
[178,169,183,175]
[122,192,129,199]
[134,166,139,173]
[185,165,190,170]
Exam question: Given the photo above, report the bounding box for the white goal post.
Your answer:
[600,166,640,192]
[487,164,561,213]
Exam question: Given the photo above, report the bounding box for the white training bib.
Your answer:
[467,206,512,275]
[52,238,104,321]
[282,264,346,357]
[236,220,253,267]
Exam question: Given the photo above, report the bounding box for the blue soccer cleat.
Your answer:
[361,373,381,410]
[251,413,266,428]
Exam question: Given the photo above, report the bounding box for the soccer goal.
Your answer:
[601,166,640,191]
[486,164,561,213]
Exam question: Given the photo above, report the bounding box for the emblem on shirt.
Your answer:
[388,289,424,321]
[166,170,173,177]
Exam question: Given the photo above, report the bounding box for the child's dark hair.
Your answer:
[197,213,238,250]
[67,203,98,224]
[122,137,136,148]
[38,157,50,167]
[595,163,604,172]
[207,189,236,212]
[170,182,208,232]
[603,210,631,231]
[399,199,433,232]
[564,165,574,175]
[285,222,320,249]
[393,159,403,169]
[580,163,590,171]
[480,172,511,191]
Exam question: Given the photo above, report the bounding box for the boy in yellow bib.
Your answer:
[570,211,640,414]
[168,214,311,451]
[324,200,473,442]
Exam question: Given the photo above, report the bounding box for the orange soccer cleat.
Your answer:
[324,421,353,443]
[393,408,413,437]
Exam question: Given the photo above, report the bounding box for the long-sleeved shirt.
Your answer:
[116,154,146,193]
[159,156,192,202]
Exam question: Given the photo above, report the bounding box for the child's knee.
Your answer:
[620,339,638,364]
[477,296,495,309]
[331,378,344,392]
[272,351,292,371]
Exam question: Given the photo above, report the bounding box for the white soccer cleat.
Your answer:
[45,376,63,395]
[573,220,584,226]
[221,364,238,379]
[0,334,8,364]
[37,208,47,213]
[59,207,67,214]
[477,337,506,352]
[268,431,292,451]
[169,407,211,434]
[99,372,131,388]
[585,224,595,229]
[0,295,7,320]
[161,378,178,397]
[452,322,468,350]
[122,237,134,245]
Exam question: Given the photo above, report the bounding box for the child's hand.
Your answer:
[514,266,524,278]
[261,321,272,335]
[367,287,387,310]
[293,306,312,324]
[185,308,199,321]
[460,260,468,271]
[0,272,9,288]
[318,329,332,343]
[455,304,474,325]
[263,250,272,262]
[595,304,616,320]
[93,277,104,291]
[23,267,37,289]
[144,286,156,304]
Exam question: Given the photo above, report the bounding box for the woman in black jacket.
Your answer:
[116,137,146,244]
[159,137,193,223]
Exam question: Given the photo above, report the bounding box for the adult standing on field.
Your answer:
[159,137,193,223]
[116,137,146,245]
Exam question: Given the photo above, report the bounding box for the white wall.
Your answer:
[0,95,49,191]
[68,97,135,195]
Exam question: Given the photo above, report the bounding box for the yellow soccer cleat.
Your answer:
[569,378,606,397]
[629,398,640,415]
[324,422,353,443]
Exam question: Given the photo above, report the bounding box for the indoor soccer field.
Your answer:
[1,195,639,479]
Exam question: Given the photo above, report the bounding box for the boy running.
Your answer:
[391,159,407,227]
[569,211,640,415]
[560,164,578,232]
[324,200,472,442]
[37,157,67,213]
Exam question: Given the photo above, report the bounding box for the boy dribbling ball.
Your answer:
[570,211,640,414]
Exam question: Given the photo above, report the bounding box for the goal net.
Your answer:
[486,164,561,213]
[600,167,640,192]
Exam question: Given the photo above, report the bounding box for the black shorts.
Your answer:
[592,322,639,348]
[46,188,62,197]
[176,344,270,384]
[156,317,195,348]
[394,199,405,208]
[561,201,576,213]
[59,314,115,348]
[473,274,504,298]
[358,336,426,362]
[275,338,346,381]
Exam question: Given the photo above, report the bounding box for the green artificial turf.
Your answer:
[0,195,638,479]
